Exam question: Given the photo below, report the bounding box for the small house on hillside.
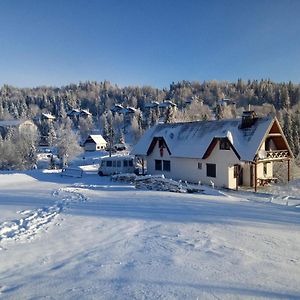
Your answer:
[83,135,107,152]
[132,111,293,191]
[0,119,37,139]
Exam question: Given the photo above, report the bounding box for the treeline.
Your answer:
[1,79,300,120]
[0,79,300,170]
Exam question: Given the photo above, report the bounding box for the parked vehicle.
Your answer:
[113,143,127,151]
[98,155,138,176]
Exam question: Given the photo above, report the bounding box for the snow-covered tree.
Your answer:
[55,118,82,167]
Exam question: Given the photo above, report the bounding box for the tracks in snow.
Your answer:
[0,187,87,243]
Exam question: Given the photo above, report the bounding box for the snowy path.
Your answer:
[0,172,300,299]
[0,187,87,242]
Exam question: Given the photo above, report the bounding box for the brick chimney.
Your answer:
[240,111,257,128]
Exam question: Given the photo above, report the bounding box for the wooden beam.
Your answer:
[142,158,145,175]
[254,163,257,192]
[288,159,290,182]
[236,165,238,191]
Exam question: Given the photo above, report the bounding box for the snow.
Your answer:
[0,169,300,299]
[132,116,274,161]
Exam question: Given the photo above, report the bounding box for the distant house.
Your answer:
[41,113,56,122]
[144,101,159,109]
[67,109,92,121]
[132,111,293,191]
[111,104,124,114]
[83,135,107,151]
[0,119,37,138]
[217,98,236,107]
[79,109,92,118]
[67,108,81,118]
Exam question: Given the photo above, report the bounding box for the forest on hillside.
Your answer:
[0,79,299,170]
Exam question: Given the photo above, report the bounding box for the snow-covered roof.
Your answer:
[145,101,159,108]
[111,104,124,113]
[41,113,56,120]
[85,135,107,145]
[0,119,34,127]
[0,119,23,127]
[80,110,92,116]
[158,101,177,108]
[132,116,275,161]
[67,109,80,116]
[119,107,136,114]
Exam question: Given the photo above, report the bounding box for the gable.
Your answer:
[84,137,96,145]
[147,137,171,156]
[84,135,107,145]
[202,137,241,160]
[132,116,275,161]
[259,118,293,157]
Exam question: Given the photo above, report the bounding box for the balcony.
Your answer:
[256,150,290,161]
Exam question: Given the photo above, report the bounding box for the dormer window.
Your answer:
[158,138,165,148]
[220,138,230,150]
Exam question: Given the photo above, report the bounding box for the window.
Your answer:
[158,138,164,148]
[123,160,128,167]
[263,163,268,176]
[112,161,116,167]
[129,160,133,167]
[219,139,230,150]
[106,160,112,167]
[117,161,121,167]
[234,164,239,178]
[163,160,171,171]
[198,162,202,169]
[206,163,216,177]
[155,160,162,171]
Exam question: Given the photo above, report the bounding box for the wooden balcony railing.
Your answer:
[256,150,290,161]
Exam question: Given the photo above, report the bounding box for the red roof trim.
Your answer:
[202,137,241,160]
[147,137,171,156]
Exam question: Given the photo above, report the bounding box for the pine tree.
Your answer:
[292,113,300,156]
[283,111,293,153]
[47,122,57,146]
[215,104,223,120]
[55,119,82,167]
[280,86,290,110]
[164,107,175,123]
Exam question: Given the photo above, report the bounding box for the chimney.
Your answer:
[240,110,257,129]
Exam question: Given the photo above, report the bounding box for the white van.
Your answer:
[98,155,138,176]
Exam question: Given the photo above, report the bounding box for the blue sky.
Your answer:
[0,0,300,88]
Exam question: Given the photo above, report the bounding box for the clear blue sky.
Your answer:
[0,0,299,88]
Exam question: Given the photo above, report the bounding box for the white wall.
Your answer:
[147,140,241,189]
[84,142,106,152]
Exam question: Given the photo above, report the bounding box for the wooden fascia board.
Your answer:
[255,117,293,160]
[202,138,218,159]
[202,137,241,160]
[146,137,172,156]
[273,117,294,158]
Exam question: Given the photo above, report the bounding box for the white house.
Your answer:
[83,135,107,152]
[132,111,293,191]
[0,119,37,139]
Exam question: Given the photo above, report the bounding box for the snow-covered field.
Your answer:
[0,169,300,299]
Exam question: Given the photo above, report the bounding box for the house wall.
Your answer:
[85,142,97,151]
[203,142,240,189]
[242,161,274,187]
[257,161,273,178]
[242,163,252,186]
[146,140,240,189]
[19,120,37,134]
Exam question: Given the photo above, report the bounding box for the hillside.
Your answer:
[0,168,299,299]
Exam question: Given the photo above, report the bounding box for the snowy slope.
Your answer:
[0,170,300,299]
